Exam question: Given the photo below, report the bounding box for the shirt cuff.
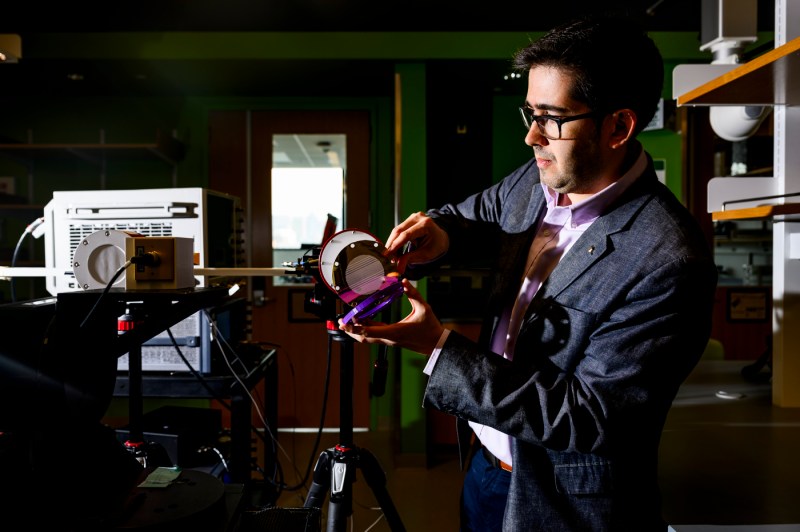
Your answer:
[423,328,451,375]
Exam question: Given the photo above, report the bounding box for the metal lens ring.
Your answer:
[72,229,142,290]
[318,229,377,291]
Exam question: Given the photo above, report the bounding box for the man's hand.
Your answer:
[339,279,445,356]
[384,212,449,274]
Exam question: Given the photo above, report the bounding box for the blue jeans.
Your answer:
[460,447,511,532]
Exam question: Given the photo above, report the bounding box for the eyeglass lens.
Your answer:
[519,107,561,139]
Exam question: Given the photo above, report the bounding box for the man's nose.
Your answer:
[525,125,548,147]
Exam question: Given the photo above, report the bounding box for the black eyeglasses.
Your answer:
[519,106,599,140]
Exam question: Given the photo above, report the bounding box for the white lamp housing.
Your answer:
[709,105,771,142]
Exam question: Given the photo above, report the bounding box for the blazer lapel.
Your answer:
[538,171,656,298]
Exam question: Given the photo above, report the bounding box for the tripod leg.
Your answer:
[304,447,355,532]
[304,449,333,510]
[358,447,406,532]
[326,453,354,532]
[299,330,406,530]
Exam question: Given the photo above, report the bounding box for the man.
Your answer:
[341,14,718,531]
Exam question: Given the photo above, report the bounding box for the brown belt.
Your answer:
[481,445,512,472]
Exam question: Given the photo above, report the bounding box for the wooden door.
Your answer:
[209,110,372,430]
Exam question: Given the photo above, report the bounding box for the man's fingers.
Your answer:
[384,212,429,255]
[402,278,421,299]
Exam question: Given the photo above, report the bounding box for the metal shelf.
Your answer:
[0,130,185,166]
[677,36,800,106]
[712,203,800,221]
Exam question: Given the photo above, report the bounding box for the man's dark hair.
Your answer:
[513,15,664,136]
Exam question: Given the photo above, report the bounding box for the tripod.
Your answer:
[303,323,405,532]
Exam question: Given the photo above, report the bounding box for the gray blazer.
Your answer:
[420,153,718,531]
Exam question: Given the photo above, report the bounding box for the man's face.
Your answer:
[524,66,611,196]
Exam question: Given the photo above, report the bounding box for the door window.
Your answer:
[271,134,345,286]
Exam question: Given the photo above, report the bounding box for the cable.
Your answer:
[282,331,334,494]
[217,315,334,496]
[171,306,335,499]
[645,0,667,16]
[203,308,318,495]
[210,314,321,492]
[9,216,45,302]
[79,259,132,329]
[166,328,232,411]
[198,445,230,472]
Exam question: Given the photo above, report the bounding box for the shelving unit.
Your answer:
[0,130,186,167]
[674,0,800,407]
[0,129,185,203]
[0,130,186,222]
[680,35,800,219]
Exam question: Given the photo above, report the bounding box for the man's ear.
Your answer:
[608,109,636,149]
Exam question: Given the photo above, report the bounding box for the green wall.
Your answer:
[393,62,429,459]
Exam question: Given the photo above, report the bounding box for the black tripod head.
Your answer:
[291,247,346,329]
